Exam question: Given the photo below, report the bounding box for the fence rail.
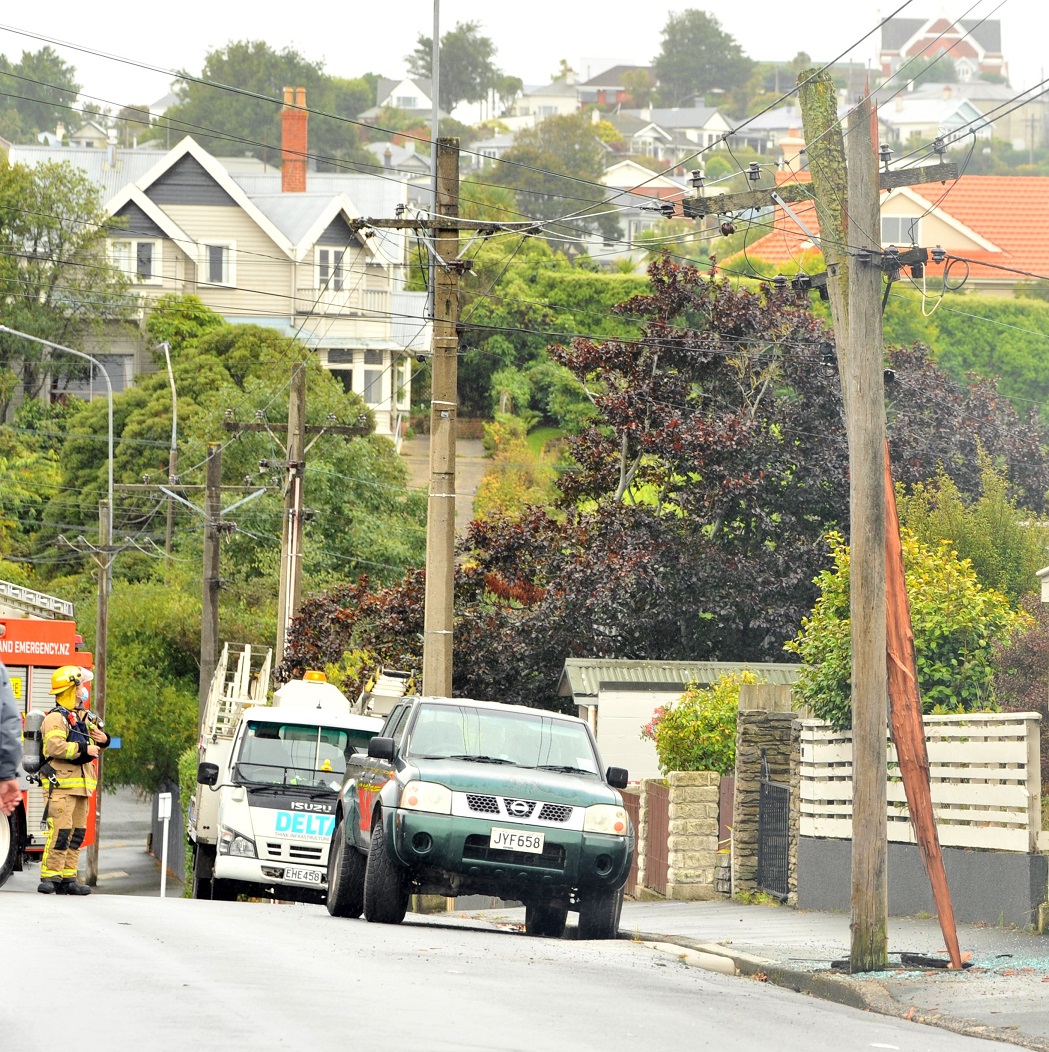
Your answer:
[800,713,1042,852]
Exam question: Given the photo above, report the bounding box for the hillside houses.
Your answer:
[9,89,429,437]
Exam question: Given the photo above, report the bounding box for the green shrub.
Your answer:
[642,671,760,776]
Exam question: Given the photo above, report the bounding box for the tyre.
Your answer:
[577,885,625,940]
[327,815,365,918]
[363,816,408,924]
[191,843,217,900]
[525,899,568,938]
[0,809,20,888]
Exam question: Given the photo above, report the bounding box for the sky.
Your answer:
[0,0,1044,118]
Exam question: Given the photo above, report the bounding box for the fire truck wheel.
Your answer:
[0,809,21,888]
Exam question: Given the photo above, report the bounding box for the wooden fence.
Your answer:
[800,713,1042,853]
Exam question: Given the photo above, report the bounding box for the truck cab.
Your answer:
[189,653,381,903]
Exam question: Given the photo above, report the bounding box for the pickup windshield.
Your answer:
[234,720,373,789]
[406,704,599,774]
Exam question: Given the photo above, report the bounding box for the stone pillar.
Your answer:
[732,710,800,904]
[666,771,720,900]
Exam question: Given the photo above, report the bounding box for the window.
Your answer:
[363,369,383,404]
[203,242,234,286]
[881,215,919,246]
[363,349,383,366]
[326,349,355,365]
[111,239,160,283]
[395,95,417,109]
[318,248,344,291]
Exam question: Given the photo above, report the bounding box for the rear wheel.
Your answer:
[363,817,408,924]
[525,899,568,938]
[577,885,624,940]
[327,815,365,918]
[0,809,20,888]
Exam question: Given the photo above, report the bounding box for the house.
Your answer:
[557,657,801,779]
[618,106,734,153]
[580,65,654,109]
[879,14,1006,81]
[358,77,445,124]
[877,93,991,147]
[468,132,515,169]
[511,74,582,121]
[12,88,429,436]
[729,167,1049,296]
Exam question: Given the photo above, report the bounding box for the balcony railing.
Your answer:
[295,286,391,316]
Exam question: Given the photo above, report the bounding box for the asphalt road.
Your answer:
[1,882,1015,1052]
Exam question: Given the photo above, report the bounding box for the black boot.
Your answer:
[37,879,58,894]
[57,878,92,895]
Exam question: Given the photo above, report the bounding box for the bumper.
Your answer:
[388,809,633,896]
[214,854,327,891]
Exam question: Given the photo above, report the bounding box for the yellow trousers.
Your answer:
[41,793,89,881]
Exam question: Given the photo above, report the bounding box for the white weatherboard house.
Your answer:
[11,88,429,438]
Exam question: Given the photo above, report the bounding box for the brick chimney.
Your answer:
[281,86,308,193]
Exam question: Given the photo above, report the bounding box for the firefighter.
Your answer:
[38,665,109,895]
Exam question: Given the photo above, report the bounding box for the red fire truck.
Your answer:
[0,579,95,888]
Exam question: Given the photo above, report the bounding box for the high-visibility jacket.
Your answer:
[41,709,108,795]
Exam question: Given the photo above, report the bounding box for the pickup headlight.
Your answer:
[583,804,629,836]
[400,780,452,815]
[219,826,257,858]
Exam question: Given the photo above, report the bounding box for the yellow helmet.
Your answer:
[50,664,89,708]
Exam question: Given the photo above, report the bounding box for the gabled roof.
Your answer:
[878,97,988,130]
[108,185,196,256]
[582,65,653,88]
[732,173,1049,284]
[9,142,167,199]
[106,136,295,257]
[620,106,726,130]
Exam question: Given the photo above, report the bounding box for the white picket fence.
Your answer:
[799,713,1042,853]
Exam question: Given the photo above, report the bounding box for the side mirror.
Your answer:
[196,761,220,786]
[606,766,629,790]
[367,736,396,761]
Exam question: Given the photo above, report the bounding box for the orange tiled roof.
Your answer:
[724,173,1049,284]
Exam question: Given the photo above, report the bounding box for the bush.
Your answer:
[641,671,760,776]
[786,530,1026,729]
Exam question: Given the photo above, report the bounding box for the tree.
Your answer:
[642,671,759,776]
[621,69,655,109]
[488,112,620,248]
[652,10,753,108]
[407,20,500,112]
[0,161,137,418]
[0,47,80,140]
[162,41,373,169]
[787,530,1025,728]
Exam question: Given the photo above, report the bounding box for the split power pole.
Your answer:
[422,137,461,697]
[689,70,957,973]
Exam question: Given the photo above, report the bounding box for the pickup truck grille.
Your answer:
[263,841,324,862]
[465,795,574,824]
[462,834,566,871]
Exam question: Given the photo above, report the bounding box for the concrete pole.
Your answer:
[199,443,221,727]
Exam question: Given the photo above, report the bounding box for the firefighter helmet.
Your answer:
[49,664,85,696]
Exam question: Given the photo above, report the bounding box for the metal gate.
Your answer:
[757,755,789,899]
[644,780,670,896]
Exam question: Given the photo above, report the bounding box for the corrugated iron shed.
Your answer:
[558,658,801,701]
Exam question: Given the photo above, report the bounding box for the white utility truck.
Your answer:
[188,644,382,902]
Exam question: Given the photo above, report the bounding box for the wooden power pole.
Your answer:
[85,500,110,887]
[199,442,221,724]
[275,362,306,666]
[422,138,461,698]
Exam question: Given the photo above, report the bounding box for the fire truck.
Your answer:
[0,579,95,888]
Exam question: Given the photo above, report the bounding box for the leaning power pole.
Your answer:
[422,137,461,697]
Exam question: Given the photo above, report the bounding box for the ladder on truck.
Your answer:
[201,643,273,743]
[356,668,415,716]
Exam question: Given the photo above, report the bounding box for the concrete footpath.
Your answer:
[17,789,1049,1050]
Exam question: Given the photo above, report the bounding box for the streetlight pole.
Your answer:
[0,325,114,562]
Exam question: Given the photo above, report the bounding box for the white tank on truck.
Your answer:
[187,645,382,903]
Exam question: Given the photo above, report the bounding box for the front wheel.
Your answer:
[327,815,365,918]
[577,885,624,940]
[525,899,568,938]
[191,843,217,900]
[363,817,408,924]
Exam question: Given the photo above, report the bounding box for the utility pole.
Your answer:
[422,138,461,698]
[844,97,889,974]
[199,442,221,724]
[85,500,110,887]
[686,69,958,974]
[275,362,306,666]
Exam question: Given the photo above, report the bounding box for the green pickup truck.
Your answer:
[326,695,633,939]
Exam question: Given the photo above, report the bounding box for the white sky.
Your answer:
[0,0,1044,117]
